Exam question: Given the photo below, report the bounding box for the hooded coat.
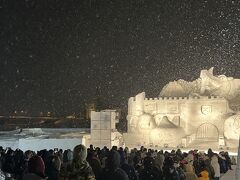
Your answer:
[139,156,163,180]
[121,163,138,180]
[67,144,95,180]
[198,170,209,180]
[23,155,47,180]
[87,152,102,180]
[184,164,198,180]
[210,155,220,178]
[218,154,228,173]
[100,150,129,180]
[155,152,165,171]
[45,155,61,180]
[204,158,215,180]
[163,157,180,180]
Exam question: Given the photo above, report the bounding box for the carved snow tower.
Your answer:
[124,68,240,150]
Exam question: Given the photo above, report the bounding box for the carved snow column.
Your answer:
[127,97,135,132]
[135,92,145,116]
[127,92,145,133]
[128,97,135,116]
[235,136,240,180]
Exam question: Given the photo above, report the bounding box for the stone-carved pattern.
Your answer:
[201,105,212,115]
[196,123,219,140]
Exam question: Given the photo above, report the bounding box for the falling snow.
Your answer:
[0,0,240,116]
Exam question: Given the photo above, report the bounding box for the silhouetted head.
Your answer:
[28,155,46,178]
[106,150,121,170]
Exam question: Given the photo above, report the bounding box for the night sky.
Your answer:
[1,0,240,116]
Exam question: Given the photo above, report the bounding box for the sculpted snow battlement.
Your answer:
[125,68,240,150]
[129,95,224,102]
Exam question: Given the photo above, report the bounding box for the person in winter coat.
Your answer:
[155,151,165,171]
[23,155,47,180]
[22,150,33,174]
[186,154,194,166]
[120,150,138,180]
[174,160,186,180]
[14,149,25,180]
[198,162,209,180]
[198,170,209,180]
[63,149,73,164]
[231,156,236,165]
[99,150,129,180]
[218,153,228,174]
[163,156,180,180]
[133,152,143,175]
[61,149,74,178]
[139,156,163,180]
[87,151,102,180]
[223,152,232,170]
[207,149,214,159]
[204,158,215,180]
[210,155,220,180]
[2,149,15,176]
[45,155,61,180]
[184,163,198,180]
[67,144,95,180]
[121,162,138,180]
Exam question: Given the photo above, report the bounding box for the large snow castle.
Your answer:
[124,68,240,150]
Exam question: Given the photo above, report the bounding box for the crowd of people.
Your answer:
[0,144,235,180]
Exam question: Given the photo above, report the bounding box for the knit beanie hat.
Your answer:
[28,155,46,178]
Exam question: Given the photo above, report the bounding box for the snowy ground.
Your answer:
[220,165,236,180]
[0,128,90,151]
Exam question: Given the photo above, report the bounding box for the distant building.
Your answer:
[85,86,105,120]
[85,103,96,120]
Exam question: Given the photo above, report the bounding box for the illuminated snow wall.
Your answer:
[126,92,231,147]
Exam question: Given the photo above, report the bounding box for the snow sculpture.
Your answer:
[149,116,185,147]
[125,68,240,150]
[224,114,240,140]
[161,67,240,110]
[137,113,156,132]
[200,68,240,101]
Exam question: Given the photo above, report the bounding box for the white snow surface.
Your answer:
[0,128,90,151]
